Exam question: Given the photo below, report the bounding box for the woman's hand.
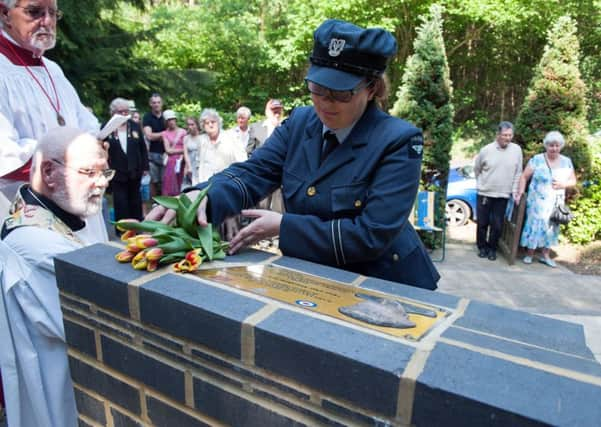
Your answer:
[145,190,209,227]
[551,179,564,190]
[228,209,282,254]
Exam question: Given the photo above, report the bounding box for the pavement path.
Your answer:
[433,224,601,362]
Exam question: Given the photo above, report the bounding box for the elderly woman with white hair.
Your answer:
[516,131,577,267]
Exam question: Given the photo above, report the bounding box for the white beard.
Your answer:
[53,184,105,219]
[30,27,56,54]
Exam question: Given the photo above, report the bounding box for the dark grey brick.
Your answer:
[101,336,186,403]
[111,407,143,427]
[443,326,601,377]
[69,356,141,415]
[146,396,212,427]
[194,378,306,427]
[64,319,96,358]
[139,274,265,359]
[321,399,378,426]
[55,244,144,316]
[74,388,106,424]
[255,309,414,416]
[413,342,601,426]
[60,293,91,312]
[455,300,594,358]
[78,418,94,427]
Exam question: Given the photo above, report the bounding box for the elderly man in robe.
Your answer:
[0,0,107,242]
[0,127,112,427]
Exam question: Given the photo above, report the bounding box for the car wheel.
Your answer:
[446,199,471,226]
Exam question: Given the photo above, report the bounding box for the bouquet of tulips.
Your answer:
[114,187,228,273]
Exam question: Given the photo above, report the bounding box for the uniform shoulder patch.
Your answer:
[409,134,423,159]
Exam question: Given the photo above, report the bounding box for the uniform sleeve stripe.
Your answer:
[330,220,340,265]
[336,219,346,265]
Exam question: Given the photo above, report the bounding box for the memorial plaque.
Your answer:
[195,265,450,341]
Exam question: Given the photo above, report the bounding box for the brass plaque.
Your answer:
[194,265,450,341]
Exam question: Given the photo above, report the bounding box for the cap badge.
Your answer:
[328,38,345,57]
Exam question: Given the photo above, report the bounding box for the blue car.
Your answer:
[445,164,477,226]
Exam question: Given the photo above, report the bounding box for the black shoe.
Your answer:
[488,250,497,261]
[478,248,488,258]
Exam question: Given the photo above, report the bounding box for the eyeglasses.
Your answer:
[306,79,373,103]
[52,159,115,181]
[15,5,63,21]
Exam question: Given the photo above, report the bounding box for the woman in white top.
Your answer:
[196,108,247,182]
[197,108,247,239]
[182,116,202,186]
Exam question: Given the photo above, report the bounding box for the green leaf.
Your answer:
[153,196,180,210]
[158,237,193,254]
[114,219,171,233]
[181,185,211,236]
[159,251,188,265]
[179,193,192,208]
[197,223,214,260]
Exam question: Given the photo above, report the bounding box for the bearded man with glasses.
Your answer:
[0,0,107,242]
[150,19,439,291]
[0,127,112,427]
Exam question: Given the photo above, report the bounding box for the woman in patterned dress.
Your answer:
[516,131,577,267]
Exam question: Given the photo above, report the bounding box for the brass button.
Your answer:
[306,186,316,196]
[354,199,362,208]
[392,253,400,262]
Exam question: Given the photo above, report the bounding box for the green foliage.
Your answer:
[515,15,592,177]
[391,4,454,247]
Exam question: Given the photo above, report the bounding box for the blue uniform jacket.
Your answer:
[204,104,439,290]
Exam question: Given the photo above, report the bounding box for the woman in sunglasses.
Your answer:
[150,19,439,290]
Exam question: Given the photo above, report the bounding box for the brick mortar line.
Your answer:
[349,274,367,287]
[396,298,470,425]
[72,383,144,426]
[439,337,601,387]
[241,304,279,365]
[128,269,171,322]
[248,381,369,427]
[451,324,600,361]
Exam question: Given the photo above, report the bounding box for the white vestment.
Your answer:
[0,224,88,427]
[0,31,107,243]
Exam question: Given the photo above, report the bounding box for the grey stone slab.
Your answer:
[140,274,265,359]
[55,243,142,316]
[456,300,593,358]
[413,342,601,426]
[255,309,414,416]
[443,326,601,377]
[146,396,211,427]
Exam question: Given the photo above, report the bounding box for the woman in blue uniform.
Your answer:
[150,19,440,290]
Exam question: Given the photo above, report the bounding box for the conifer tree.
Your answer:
[391,4,454,235]
[515,15,592,177]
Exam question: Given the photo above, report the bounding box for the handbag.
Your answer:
[550,200,574,225]
[543,155,573,225]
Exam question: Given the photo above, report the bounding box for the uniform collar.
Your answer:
[22,185,86,231]
[0,30,43,66]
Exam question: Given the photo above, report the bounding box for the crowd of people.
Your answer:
[475,123,576,267]
[0,0,581,425]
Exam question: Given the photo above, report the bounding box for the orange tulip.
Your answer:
[173,249,203,273]
[146,259,159,272]
[115,250,135,262]
[146,247,164,261]
[125,243,143,253]
[133,235,158,249]
[131,250,148,270]
[120,229,136,242]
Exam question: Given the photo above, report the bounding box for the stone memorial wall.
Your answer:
[55,243,601,427]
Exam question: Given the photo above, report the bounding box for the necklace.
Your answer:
[3,37,65,126]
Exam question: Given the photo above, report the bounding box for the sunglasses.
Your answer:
[16,5,63,21]
[306,79,373,103]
